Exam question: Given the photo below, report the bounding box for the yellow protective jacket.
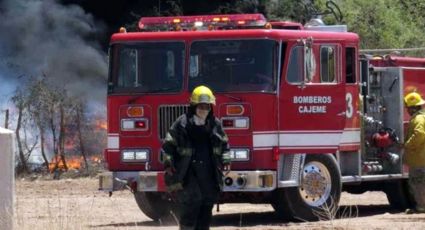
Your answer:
[404,110,425,168]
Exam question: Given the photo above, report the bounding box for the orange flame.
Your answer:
[49,155,82,172]
[96,119,107,130]
[48,154,103,173]
[90,156,102,163]
[67,156,83,170]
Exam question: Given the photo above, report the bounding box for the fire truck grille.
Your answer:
[158,105,189,139]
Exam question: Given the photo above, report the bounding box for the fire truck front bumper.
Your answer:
[222,170,277,192]
[99,170,277,192]
[98,171,166,192]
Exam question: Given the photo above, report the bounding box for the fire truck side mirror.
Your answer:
[304,37,315,83]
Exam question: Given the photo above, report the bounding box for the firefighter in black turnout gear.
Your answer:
[162,85,231,230]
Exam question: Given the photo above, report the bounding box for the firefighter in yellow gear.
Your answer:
[162,85,231,229]
[404,92,425,214]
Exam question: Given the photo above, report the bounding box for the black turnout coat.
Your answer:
[162,113,231,192]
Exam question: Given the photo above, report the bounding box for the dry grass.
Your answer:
[14,191,95,229]
[13,177,162,230]
[13,178,425,230]
[0,206,14,230]
[311,196,359,229]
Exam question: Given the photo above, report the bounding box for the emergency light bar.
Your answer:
[139,14,267,31]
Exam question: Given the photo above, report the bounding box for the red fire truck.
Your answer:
[99,13,425,221]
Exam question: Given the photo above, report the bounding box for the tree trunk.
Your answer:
[15,101,28,173]
[38,123,50,171]
[51,104,68,174]
[4,109,9,129]
[49,105,59,173]
[76,105,89,172]
[49,108,57,156]
[58,104,68,171]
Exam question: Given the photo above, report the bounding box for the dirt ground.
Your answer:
[14,176,425,230]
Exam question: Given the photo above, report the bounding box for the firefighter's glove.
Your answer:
[166,182,183,202]
[165,166,176,176]
[166,183,181,202]
[168,191,177,202]
[164,166,182,200]
[223,164,231,176]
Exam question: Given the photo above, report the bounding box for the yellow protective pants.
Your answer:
[409,167,425,210]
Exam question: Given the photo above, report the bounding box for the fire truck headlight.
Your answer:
[121,118,149,131]
[122,120,135,129]
[230,149,250,161]
[135,150,149,161]
[234,118,249,128]
[122,149,150,162]
[122,150,135,161]
[221,117,249,129]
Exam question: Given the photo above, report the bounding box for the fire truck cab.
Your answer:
[99,14,425,221]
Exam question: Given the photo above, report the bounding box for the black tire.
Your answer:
[271,188,295,221]
[384,179,415,210]
[134,192,172,221]
[284,154,342,221]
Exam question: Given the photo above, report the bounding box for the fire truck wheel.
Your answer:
[271,188,294,221]
[134,192,172,221]
[384,179,415,210]
[285,154,342,221]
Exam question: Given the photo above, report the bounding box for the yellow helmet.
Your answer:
[190,85,216,105]
[404,92,425,107]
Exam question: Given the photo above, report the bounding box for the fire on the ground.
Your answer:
[48,155,102,172]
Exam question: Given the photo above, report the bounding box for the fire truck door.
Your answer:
[339,46,360,151]
[279,43,345,152]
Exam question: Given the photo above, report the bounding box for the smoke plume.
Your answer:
[0,0,107,103]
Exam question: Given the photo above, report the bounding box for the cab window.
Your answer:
[117,48,137,88]
[109,42,185,94]
[320,45,336,83]
[287,46,304,83]
[345,47,356,83]
[189,39,278,93]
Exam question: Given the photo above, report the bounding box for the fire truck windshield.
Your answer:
[108,40,278,94]
[189,39,278,93]
[109,42,185,94]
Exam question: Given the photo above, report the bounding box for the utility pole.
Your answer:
[5,109,9,129]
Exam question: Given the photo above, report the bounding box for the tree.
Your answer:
[398,0,425,29]
[27,77,52,171]
[315,0,425,55]
[12,88,29,174]
[267,0,311,23]
[11,81,39,174]
[72,99,90,172]
[214,0,263,14]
